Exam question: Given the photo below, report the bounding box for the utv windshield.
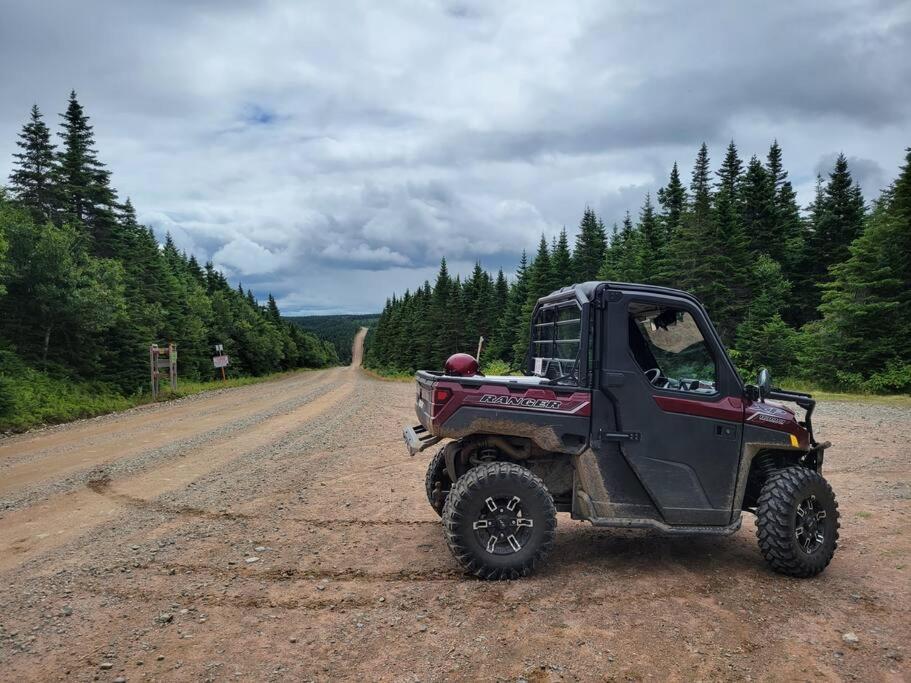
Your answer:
[628,302,717,394]
[531,301,583,383]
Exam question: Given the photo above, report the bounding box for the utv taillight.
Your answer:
[434,388,452,403]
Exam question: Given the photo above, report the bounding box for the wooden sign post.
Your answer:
[149,343,178,398]
[213,343,229,381]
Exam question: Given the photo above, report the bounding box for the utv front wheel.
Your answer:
[756,466,840,577]
[442,462,556,579]
[425,448,452,517]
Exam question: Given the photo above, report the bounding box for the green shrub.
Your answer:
[482,359,512,376]
[863,361,911,393]
[0,368,132,432]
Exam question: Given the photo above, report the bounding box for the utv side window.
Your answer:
[627,302,717,394]
[531,301,583,383]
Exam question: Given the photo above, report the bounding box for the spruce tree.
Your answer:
[763,141,807,286]
[550,227,573,285]
[266,293,281,323]
[734,255,796,377]
[55,91,119,254]
[768,142,802,256]
[528,234,555,300]
[464,262,495,354]
[666,143,738,340]
[712,142,751,334]
[654,162,687,284]
[490,253,527,366]
[367,298,392,367]
[613,211,641,282]
[809,149,911,388]
[811,154,866,268]
[8,105,57,221]
[415,280,435,369]
[430,258,455,362]
[740,155,776,254]
[637,193,662,282]
[716,140,743,197]
[450,275,469,353]
[766,140,786,192]
[493,269,508,315]
[572,208,607,282]
[667,144,712,287]
[598,223,621,280]
[657,161,687,243]
[514,239,553,367]
[789,177,829,324]
[797,155,867,321]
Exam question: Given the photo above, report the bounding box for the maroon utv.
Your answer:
[404,281,838,579]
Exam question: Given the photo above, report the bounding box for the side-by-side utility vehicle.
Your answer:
[403,281,839,579]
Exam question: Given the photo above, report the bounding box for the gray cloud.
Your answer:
[1,0,909,314]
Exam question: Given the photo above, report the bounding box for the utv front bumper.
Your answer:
[403,424,441,456]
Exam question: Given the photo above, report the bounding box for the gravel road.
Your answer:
[0,329,908,681]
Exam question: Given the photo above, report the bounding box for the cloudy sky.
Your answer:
[1,1,909,314]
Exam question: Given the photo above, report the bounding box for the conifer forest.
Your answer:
[0,93,337,429]
[366,142,911,393]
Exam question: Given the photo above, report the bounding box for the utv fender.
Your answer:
[441,440,462,484]
[438,407,589,454]
[731,424,812,520]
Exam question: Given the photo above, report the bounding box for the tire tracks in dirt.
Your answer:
[0,369,334,465]
[0,370,342,502]
[0,360,361,572]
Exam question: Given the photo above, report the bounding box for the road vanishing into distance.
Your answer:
[0,328,908,680]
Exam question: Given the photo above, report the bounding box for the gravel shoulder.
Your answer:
[0,333,908,681]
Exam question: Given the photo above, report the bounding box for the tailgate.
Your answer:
[415,372,436,429]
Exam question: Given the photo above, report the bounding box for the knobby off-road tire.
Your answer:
[756,466,840,578]
[442,462,556,580]
[425,447,452,517]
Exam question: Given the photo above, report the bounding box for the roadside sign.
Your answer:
[213,355,230,369]
[149,343,177,398]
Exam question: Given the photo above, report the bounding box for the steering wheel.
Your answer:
[644,368,662,384]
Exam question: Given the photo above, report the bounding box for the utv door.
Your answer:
[596,291,745,526]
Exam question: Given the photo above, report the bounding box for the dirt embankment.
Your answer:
[0,327,908,681]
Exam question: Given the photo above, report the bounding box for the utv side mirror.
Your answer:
[757,368,771,401]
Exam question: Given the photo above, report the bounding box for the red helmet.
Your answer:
[445,353,479,377]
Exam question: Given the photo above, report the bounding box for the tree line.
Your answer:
[286,314,380,365]
[366,142,911,393]
[0,92,338,417]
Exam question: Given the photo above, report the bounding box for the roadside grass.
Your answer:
[361,367,414,382]
[777,377,911,408]
[0,367,320,434]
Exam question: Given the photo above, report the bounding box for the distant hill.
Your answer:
[286,314,379,365]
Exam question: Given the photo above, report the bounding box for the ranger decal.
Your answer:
[479,394,562,409]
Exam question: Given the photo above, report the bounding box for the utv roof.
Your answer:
[537,281,705,308]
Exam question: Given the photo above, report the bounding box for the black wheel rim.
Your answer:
[795,494,827,554]
[472,495,534,555]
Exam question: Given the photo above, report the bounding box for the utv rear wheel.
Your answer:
[756,466,839,578]
[442,462,556,580]
[425,448,451,517]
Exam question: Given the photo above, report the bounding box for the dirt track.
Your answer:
[0,328,908,681]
